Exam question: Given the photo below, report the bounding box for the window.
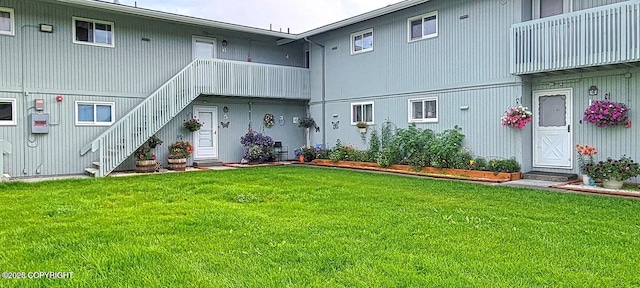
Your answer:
[0,7,14,36]
[350,29,373,55]
[351,102,374,124]
[75,101,114,126]
[73,17,114,47]
[0,98,16,125]
[408,97,438,123]
[408,11,437,42]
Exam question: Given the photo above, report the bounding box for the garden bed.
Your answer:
[310,159,521,183]
[552,181,640,198]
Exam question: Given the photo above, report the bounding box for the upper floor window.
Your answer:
[0,7,15,36]
[73,17,114,47]
[350,28,373,55]
[351,102,374,124]
[75,101,114,126]
[0,98,16,125]
[408,11,437,42]
[408,97,438,123]
[533,0,571,19]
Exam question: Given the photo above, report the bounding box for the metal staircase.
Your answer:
[80,60,200,177]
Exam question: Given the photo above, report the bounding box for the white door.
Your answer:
[193,106,218,160]
[192,36,217,60]
[533,88,573,168]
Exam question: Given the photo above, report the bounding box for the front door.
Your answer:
[533,0,571,18]
[193,106,218,160]
[533,88,573,168]
[192,36,217,60]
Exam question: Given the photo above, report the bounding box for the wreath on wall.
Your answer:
[263,113,275,128]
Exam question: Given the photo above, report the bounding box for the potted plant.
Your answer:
[501,105,532,129]
[356,121,368,133]
[294,146,317,162]
[240,132,275,163]
[298,116,316,129]
[583,100,629,128]
[298,116,316,147]
[586,155,640,189]
[147,135,163,148]
[134,141,157,173]
[184,117,203,132]
[167,141,193,171]
[576,144,597,185]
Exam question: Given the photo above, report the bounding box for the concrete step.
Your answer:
[84,167,98,176]
[92,161,101,167]
[193,161,223,167]
[522,171,578,182]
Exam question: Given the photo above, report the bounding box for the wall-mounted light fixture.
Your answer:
[222,39,228,46]
[39,24,53,33]
[589,85,598,96]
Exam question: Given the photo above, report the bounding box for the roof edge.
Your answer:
[297,0,430,38]
[55,0,299,39]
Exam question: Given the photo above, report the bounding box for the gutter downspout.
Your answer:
[303,37,326,148]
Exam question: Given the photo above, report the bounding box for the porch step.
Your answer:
[84,167,98,176]
[193,161,223,167]
[522,171,578,182]
[92,161,101,167]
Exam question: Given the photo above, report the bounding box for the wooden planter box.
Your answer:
[310,159,521,182]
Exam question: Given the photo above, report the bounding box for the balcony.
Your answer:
[511,1,640,75]
[193,59,310,99]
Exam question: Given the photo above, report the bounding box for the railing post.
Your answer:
[621,6,628,61]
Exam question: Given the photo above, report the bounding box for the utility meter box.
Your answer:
[29,113,50,134]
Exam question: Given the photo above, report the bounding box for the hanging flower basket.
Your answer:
[263,113,275,128]
[501,106,532,129]
[583,100,629,128]
[184,117,203,132]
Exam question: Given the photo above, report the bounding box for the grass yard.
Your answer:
[1,166,640,287]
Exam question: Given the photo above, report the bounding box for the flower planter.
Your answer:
[310,160,521,182]
[582,174,591,185]
[603,179,624,189]
[135,160,156,173]
[358,127,367,133]
[299,155,305,162]
[168,158,187,171]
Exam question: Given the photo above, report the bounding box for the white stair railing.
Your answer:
[80,59,199,177]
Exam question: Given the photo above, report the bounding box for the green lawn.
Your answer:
[1,166,640,287]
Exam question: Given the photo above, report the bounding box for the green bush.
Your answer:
[451,149,474,170]
[430,125,465,168]
[471,157,488,171]
[365,129,381,163]
[378,124,434,170]
[488,158,521,174]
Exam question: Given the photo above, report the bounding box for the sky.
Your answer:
[111,0,405,34]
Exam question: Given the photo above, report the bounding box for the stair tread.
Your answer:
[85,168,98,175]
[92,161,101,167]
[522,171,578,182]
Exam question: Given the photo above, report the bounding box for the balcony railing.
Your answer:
[193,59,310,99]
[511,1,640,75]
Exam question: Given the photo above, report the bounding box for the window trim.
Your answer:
[0,7,15,36]
[72,16,115,47]
[350,101,375,125]
[407,11,438,42]
[75,101,115,126]
[350,28,374,55]
[408,97,439,123]
[0,98,17,126]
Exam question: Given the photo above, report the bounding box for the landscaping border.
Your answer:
[309,159,521,183]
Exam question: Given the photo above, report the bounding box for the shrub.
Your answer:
[316,148,330,159]
[430,126,465,168]
[240,132,275,163]
[471,157,488,171]
[488,158,521,174]
[365,129,381,163]
[451,148,474,170]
